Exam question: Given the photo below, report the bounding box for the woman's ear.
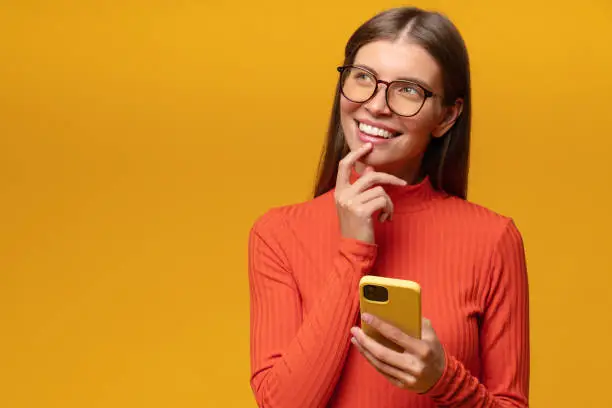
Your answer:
[432,98,463,138]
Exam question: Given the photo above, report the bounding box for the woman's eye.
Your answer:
[354,73,372,81]
[400,86,418,94]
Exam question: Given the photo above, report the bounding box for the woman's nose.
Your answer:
[364,84,392,116]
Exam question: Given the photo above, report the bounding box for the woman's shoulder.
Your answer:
[250,191,336,238]
[433,194,522,241]
[426,197,526,272]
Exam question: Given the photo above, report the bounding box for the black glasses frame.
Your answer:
[337,65,437,117]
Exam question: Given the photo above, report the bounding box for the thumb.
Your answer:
[421,317,436,340]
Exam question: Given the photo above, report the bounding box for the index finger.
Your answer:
[336,143,373,190]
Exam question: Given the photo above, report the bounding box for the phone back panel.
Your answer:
[359,276,421,353]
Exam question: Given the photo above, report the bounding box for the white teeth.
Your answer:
[358,122,395,138]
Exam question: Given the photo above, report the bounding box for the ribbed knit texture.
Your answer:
[248,172,529,408]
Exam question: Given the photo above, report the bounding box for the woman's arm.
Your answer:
[350,219,529,407]
[424,219,530,407]
[248,210,378,408]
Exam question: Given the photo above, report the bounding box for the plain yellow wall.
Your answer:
[1,1,611,407]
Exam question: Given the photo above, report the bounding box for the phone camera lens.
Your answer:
[363,285,388,302]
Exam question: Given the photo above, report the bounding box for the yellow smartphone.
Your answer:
[359,275,422,353]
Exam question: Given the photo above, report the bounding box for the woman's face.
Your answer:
[339,39,461,179]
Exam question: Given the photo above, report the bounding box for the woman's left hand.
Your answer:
[350,313,445,393]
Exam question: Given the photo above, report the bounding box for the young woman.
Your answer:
[248,7,529,408]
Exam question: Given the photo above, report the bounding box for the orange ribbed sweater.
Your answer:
[248,174,529,408]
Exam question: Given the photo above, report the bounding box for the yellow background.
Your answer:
[1,1,611,407]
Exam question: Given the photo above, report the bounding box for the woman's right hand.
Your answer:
[334,143,407,244]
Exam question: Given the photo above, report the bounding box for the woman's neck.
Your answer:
[354,158,424,185]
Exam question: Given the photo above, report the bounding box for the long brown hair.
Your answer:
[313,7,471,199]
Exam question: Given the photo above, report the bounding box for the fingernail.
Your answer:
[351,337,357,345]
[350,327,358,336]
[361,313,373,324]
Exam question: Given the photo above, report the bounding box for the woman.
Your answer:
[248,6,529,408]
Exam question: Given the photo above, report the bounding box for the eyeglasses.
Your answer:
[337,65,438,117]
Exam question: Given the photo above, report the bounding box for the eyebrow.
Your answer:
[355,63,435,91]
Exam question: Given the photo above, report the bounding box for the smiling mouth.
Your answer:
[356,120,402,139]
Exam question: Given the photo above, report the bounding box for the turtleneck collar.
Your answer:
[348,167,446,213]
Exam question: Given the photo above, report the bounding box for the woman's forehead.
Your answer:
[353,40,442,89]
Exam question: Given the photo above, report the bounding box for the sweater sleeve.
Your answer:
[424,219,530,407]
[248,210,378,408]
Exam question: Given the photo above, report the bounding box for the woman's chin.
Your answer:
[347,139,402,170]
[360,153,394,168]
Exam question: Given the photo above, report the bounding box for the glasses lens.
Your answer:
[340,67,376,103]
[387,81,426,116]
